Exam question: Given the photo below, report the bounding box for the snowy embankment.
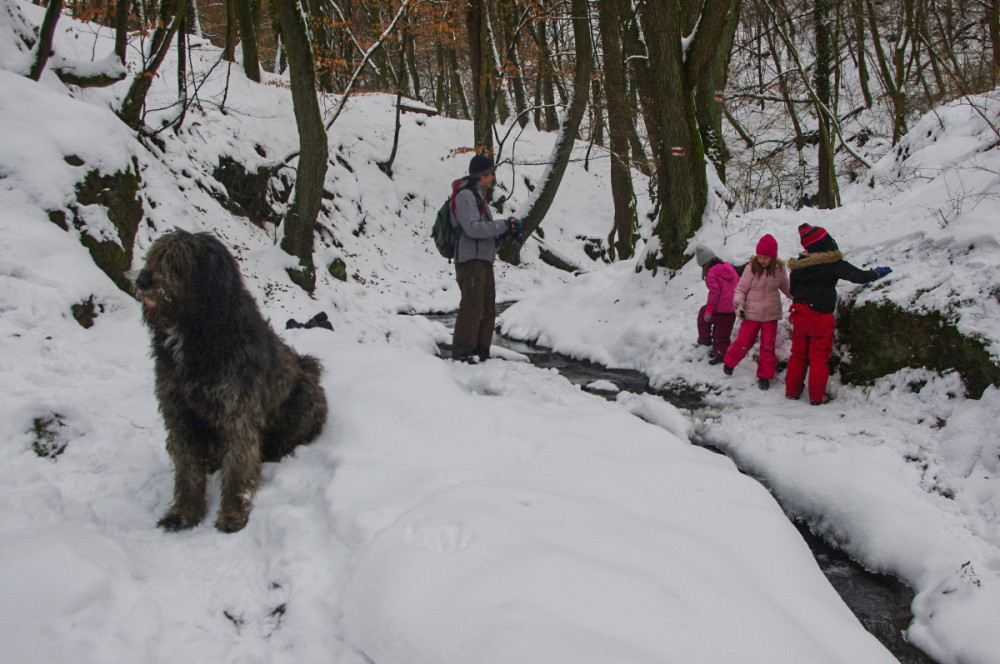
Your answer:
[501,96,1000,663]
[0,2,991,663]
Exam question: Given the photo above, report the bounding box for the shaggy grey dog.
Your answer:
[136,230,327,533]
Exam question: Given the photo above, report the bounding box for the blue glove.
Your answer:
[873,266,892,279]
[508,218,523,237]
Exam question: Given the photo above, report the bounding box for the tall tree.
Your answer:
[694,0,740,183]
[235,0,261,82]
[273,0,328,292]
[118,0,186,130]
[499,0,591,264]
[596,0,636,260]
[864,0,910,145]
[114,0,128,63]
[992,0,1000,83]
[535,17,559,131]
[27,0,63,81]
[634,0,736,271]
[814,0,838,208]
[466,0,495,152]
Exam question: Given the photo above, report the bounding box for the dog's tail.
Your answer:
[261,354,327,462]
[298,353,323,378]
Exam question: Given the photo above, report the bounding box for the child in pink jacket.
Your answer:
[721,235,791,389]
[695,245,739,364]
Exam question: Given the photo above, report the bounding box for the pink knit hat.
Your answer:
[756,234,778,258]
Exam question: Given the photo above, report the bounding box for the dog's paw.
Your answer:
[215,511,250,533]
[157,511,201,531]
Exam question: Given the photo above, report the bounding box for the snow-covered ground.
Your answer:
[1,3,998,663]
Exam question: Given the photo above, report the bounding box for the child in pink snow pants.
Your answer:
[694,245,739,364]
[722,234,790,390]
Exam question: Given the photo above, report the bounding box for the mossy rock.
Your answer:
[212,156,287,226]
[328,258,347,282]
[72,160,143,293]
[286,263,316,293]
[838,301,1000,398]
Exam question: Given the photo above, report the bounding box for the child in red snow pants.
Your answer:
[724,320,778,378]
[784,303,835,403]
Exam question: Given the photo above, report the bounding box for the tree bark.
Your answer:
[597,0,636,260]
[991,0,1000,83]
[118,0,186,130]
[634,0,735,270]
[864,0,908,144]
[28,0,63,81]
[693,0,740,183]
[498,0,591,265]
[814,0,838,209]
[536,18,559,131]
[222,0,237,61]
[114,0,128,62]
[449,47,470,119]
[849,0,873,108]
[467,0,494,152]
[273,0,328,292]
[235,0,261,82]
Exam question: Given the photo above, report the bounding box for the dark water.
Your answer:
[423,308,934,663]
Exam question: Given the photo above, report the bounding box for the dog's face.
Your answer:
[136,230,240,328]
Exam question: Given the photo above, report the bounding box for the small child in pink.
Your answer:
[722,235,790,390]
[695,245,739,364]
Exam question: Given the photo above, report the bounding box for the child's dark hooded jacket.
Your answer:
[788,243,880,314]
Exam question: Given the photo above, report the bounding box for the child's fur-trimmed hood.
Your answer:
[788,250,843,271]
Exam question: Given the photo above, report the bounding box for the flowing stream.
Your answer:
[425,309,935,664]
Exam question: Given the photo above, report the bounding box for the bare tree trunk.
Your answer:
[694,0,740,183]
[849,0,873,108]
[498,0,529,128]
[118,0,186,130]
[498,0,592,265]
[864,0,909,144]
[273,0,328,292]
[467,0,494,152]
[177,7,187,100]
[404,28,421,99]
[763,13,806,151]
[634,0,737,270]
[114,0,128,62]
[597,0,636,260]
[991,0,1000,84]
[236,0,260,82]
[449,47,470,119]
[814,0,839,209]
[27,0,62,81]
[223,0,237,61]
[536,18,559,131]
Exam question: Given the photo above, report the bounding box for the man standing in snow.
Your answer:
[786,224,892,405]
[451,154,521,363]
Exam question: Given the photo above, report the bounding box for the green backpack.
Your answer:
[431,178,486,260]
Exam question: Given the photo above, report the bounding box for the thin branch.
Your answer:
[759,0,873,169]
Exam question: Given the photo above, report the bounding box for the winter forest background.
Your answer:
[2,0,1000,663]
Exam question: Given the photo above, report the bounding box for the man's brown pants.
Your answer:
[452,259,496,360]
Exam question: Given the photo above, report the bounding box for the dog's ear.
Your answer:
[193,235,241,305]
